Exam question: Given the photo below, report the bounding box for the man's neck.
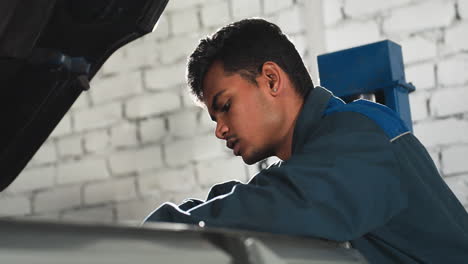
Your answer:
[275,97,305,161]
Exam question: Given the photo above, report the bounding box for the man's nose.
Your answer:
[215,121,228,140]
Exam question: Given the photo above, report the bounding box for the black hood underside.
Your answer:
[0,0,168,191]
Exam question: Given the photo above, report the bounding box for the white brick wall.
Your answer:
[125,92,180,119]
[201,0,230,27]
[140,117,167,143]
[144,63,187,91]
[231,0,261,19]
[151,15,170,41]
[409,91,429,122]
[168,110,198,138]
[277,6,305,35]
[29,142,57,166]
[400,36,437,64]
[383,1,455,34]
[74,102,122,132]
[34,186,81,213]
[414,119,468,147]
[0,196,31,216]
[326,20,381,52]
[437,55,468,87]
[50,115,72,138]
[442,145,468,175]
[83,130,110,153]
[90,72,143,105]
[459,0,468,19]
[57,135,83,158]
[196,157,247,187]
[4,0,467,222]
[171,8,200,35]
[164,135,224,167]
[444,22,468,54]
[405,63,436,90]
[110,122,138,148]
[264,0,294,15]
[116,196,166,223]
[445,174,468,206]
[430,87,468,117]
[345,0,411,17]
[56,159,109,184]
[157,34,200,64]
[8,166,55,193]
[138,166,196,194]
[164,0,207,12]
[84,177,137,205]
[62,205,114,223]
[322,0,343,27]
[109,146,164,175]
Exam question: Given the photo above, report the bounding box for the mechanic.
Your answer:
[144,18,468,263]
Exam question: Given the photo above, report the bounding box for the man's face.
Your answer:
[202,61,282,165]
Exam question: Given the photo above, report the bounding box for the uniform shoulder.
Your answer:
[323,99,410,141]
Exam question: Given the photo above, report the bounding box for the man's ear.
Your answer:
[261,62,281,95]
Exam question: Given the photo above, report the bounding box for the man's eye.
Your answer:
[221,101,231,112]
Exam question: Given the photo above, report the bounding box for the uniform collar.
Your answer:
[291,86,333,154]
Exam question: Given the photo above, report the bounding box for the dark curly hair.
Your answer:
[187,18,313,104]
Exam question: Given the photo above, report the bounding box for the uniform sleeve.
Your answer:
[144,180,242,222]
[145,129,407,242]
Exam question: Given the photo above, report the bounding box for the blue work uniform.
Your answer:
[145,86,468,263]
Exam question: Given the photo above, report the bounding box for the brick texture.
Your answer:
[125,92,180,119]
[445,174,468,206]
[345,0,411,17]
[109,146,164,175]
[0,196,31,216]
[414,119,468,147]
[138,166,196,194]
[34,186,81,213]
[196,157,247,187]
[56,159,109,184]
[83,130,110,153]
[383,1,455,34]
[400,36,437,64]
[201,0,230,27]
[231,0,261,19]
[8,166,55,193]
[430,87,468,117]
[29,142,57,166]
[459,0,468,19]
[140,117,167,143]
[405,63,435,90]
[322,0,343,26]
[74,102,122,132]
[444,22,468,54]
[90,72,142,105]
[62,205,114,223]
[437,55,468,87]
[144,63,187,91]
[9,0,467,221]
[57,135,83,158]
[326,20,381,52]
[171,8,200,35]
[84,177,137,205]
[442,145,468,175]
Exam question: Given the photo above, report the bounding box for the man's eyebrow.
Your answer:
[209,89,226,122]
[211,90,226,111]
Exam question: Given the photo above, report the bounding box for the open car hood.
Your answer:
[0,0,169,191]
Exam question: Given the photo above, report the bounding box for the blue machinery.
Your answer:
[318,40,416,131]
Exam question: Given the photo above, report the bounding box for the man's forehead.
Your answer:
[202,62,228,105]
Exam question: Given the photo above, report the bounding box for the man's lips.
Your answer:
[226,138,240,155]
[226,138,238,149]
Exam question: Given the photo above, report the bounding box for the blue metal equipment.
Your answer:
[317,40,416,131]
